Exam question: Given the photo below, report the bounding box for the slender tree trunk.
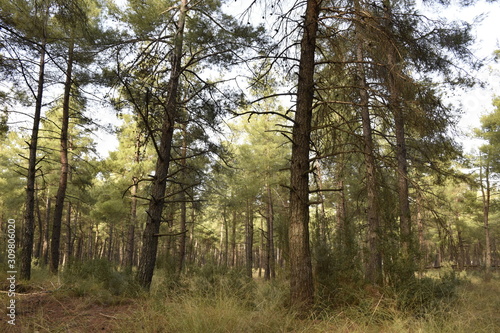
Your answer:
[50,40,74,274]
[354,0,382,285]
[108,223,114,261]
[260,217,265,278]
[125,130,141,271]
[336,180,346,244]
[288,0,321,312]
[136,0,187,289]
[42,195,51,266]
[382,1,413,279]
[20,36,47,280]
[479,152,492,280]
[394,104,411,256]
[64,202,72,267]
[266,184,275,279]
[231,210,237,267]
[177,125,188,275]
[223,206,229,266]
[457,225,465,270]
[416,192,425,275]
[245,199,254,278]
[125,176,138,271]
[35,191,43,260]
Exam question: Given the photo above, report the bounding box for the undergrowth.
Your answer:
[61,258,142,301]
[3,259,499,332]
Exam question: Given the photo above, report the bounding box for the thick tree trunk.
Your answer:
[50,40,74,274]
[20,37,47,281]
[354,0,382,285]
[288,0,321,312]
[136,0,187,289]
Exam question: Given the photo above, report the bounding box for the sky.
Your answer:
[416,0,500,153]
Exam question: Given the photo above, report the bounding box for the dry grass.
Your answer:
[2,266,499,333]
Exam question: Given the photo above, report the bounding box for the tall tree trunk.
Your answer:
[381,1,413,279]
[260,217,265,278]
[223,206,229,266]
[136,0,187,289]
[50,40,74,274]
[108,223,114,261]
[125,176,138,271]
[231,210,237,267]
[177,125,188,275]
[354,0,382,285]
[480,152,492,280]
[288,0,321,312]
[42,194,51,266]
[416,192,426,275]
[64,202,72,267]
[394,103,411,257]
[245,199,254,278]
[266,184,275,279]
[20,36,47,280]
[125,129,141,271]
[35,190,43,260]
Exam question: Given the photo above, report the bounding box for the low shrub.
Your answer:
[62,258,141,297]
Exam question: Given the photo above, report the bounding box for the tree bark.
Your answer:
[231,210,237,267]
[288,0,321,312]
[136,0,187,289]
[354,0,382,285]
[125,176,138,271]
[64,202,72,267]
[177,125,188,275]
[479,152,492,280]
[245,199,254,278]
[35,190,43,260]
[50,40,74,274]
[42,194,51,266]
[20,36,47,281]
[266,184,275,279]
[223,206,229,266]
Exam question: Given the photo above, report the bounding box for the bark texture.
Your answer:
[20,37,46,280]
[354,0,383,285]
[136,0,187,289]
[288,0,321,312]
[50,40,74,274]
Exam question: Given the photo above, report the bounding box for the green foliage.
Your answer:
[62,258,141,297]
[152,263,256,304]
[394,272,463,316]
[314,238,364,308]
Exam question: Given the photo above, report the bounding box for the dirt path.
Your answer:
[1,292,138,332]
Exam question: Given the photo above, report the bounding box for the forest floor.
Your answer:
[0,290,137,332]
[1,269,499,332]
